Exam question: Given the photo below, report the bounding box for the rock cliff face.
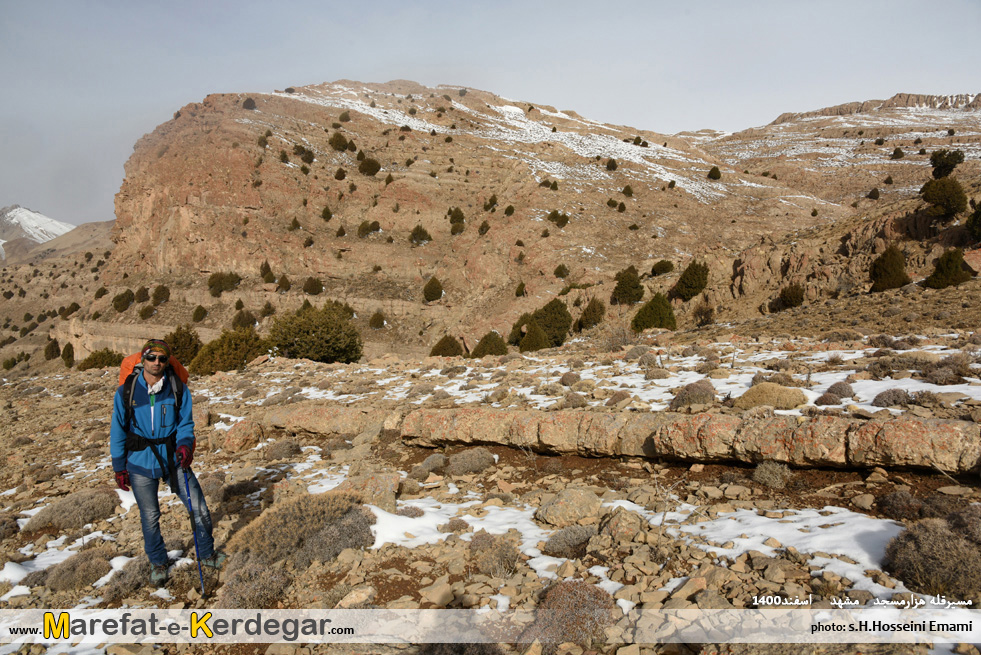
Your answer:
[772,92,981,123]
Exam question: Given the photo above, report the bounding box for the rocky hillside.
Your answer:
[0,83,979,365]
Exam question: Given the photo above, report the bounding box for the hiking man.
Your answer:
[110,339,224,585]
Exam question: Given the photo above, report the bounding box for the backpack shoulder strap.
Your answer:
[122,369,140,431]
[168,369,184,414]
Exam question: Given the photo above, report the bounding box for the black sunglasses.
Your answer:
[143,354,168,363]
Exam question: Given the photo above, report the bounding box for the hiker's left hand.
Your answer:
[176,445,193,469]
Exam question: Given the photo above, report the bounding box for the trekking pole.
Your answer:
[181,466,207,597]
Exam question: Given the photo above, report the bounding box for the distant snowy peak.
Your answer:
[772,92,981,125]
[0,205,74,259]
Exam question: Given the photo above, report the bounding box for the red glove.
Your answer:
[176,445,193,469]
[115,471,130,492]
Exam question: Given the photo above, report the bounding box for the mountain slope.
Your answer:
[0,205,75,260]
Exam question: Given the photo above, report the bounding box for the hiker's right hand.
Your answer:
[114,471,130,492]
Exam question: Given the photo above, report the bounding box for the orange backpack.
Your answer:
[118,352,189,387]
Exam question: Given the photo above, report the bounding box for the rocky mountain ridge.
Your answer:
[0,81,979,363]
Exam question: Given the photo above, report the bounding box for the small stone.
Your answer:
[851,494,875,510]
[937,486,973,496]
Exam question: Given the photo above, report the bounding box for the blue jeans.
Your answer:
[130,469,215,566]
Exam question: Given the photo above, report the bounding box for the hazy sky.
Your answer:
[2,0,979,226]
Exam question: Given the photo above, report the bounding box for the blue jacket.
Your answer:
[110,370,195,478]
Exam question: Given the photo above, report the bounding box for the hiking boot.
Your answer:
[150,564,169,586]
[201,552,227,570]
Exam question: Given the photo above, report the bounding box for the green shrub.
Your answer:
[288,217,301,231]
[189,327,267,375]
[208,272,241,297]
[707,166,722,180]
[321,206,333,221]
[554,264,569,278]
[930,149,964,179]
[138,305,155,320]
[266,304,362,364]
[450,222,465,235]
[163,324,202,364]
[611,265,643,305]
[967,204,981,243]
[546,210,569,228]
[385,173,394,185]
[921,177,967,221]
[151,285,170,306]
[515,281,526,297]
[470,331,507,358]
[667,180,676,189]
[632,293,676,332]
[870,244,911,292]
[77,348,125,371]
[478,220,490,235]
[232,309,257,329]
[302,277,324,295]
[925,249,972,289]
[59,302,81,319]
[574,297,605,332]
[257,135,267,148]
[780,282,805,308]
[277,275,291,293]
[884,175,894,185]
[430,335,463,357]
[651,260,674,276]
[339,111,351,122]
[533,298,573,348]
[507,313,533,346]
[44,339,60,361]
[874,137,885,146]
[279,150,288,163]
[112,289,135,312]
[410,225,432,245]
[94,286,108,300]
[260,301,275,318]
[369,310,385,329]
[192,305,208,322]
[336,225,346,237]
[867,187,880,200]
[423,277,443,302]
[334,168,346,181]
[670,261,708,301]
[358,158,381,176]
[483,194,498,211]
[329,132,348,151]
[243,97,256,110]
[447,207,466,224]
[606,158,617,171]
[622,185,633,197]
[504,205,514,216]
[519,321,549,352]
[891,147,905,160]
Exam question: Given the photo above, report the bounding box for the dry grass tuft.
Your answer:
[446,447,496,476]
[45,546,113,591]
[733,383,805,410]
[24,487,119,532]
[668,379,716,410]
[469,529,520,577]
[216,551,292,609]
[523,580,616,649]
[226,491,363,566]
[871,388,910,407]
[265,439,302,460]
[542,525,596,559]
[884,519,981,603]
[752,461,792,489]
[102,556,151,603]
